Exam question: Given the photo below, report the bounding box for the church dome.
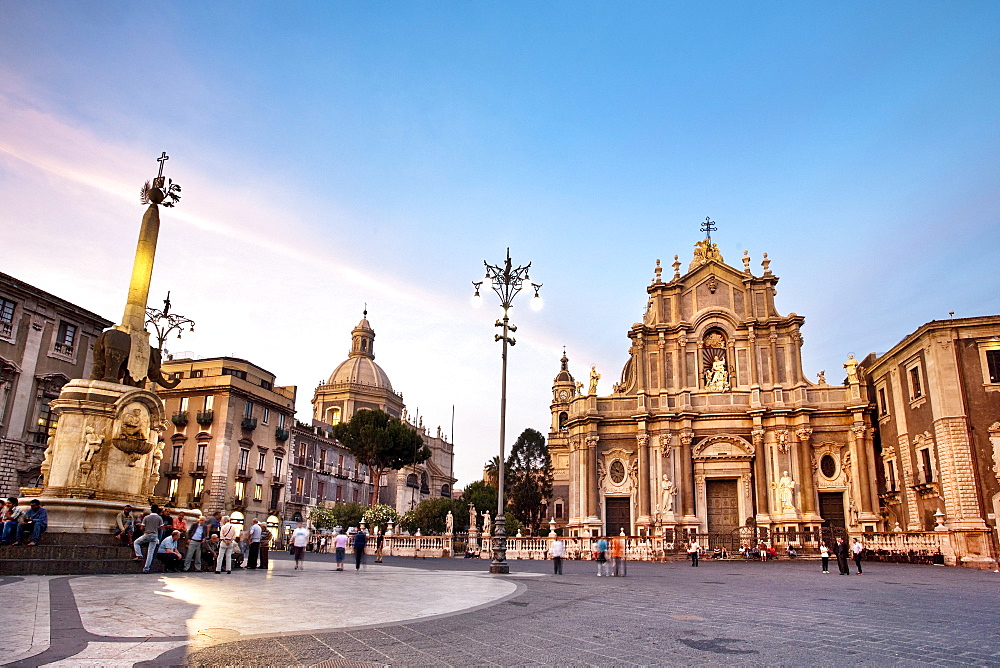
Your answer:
[327,356,394,390]
[326,310,394,390]
[554,350,575,383]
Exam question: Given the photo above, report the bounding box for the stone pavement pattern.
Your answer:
[4,553,999,666]
[189,556,1000,667]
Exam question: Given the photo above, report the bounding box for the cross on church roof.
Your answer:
[700,217,717,242]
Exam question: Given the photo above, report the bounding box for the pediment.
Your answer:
[693,434,755,460]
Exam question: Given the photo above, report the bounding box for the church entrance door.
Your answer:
[706,479,740,535]
[818,492,846,529]
[605,497,631,536]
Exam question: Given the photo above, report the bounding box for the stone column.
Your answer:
[796,427,816,516]
[568,438,578,525]
[637,432,650,526]
[577,437,588,524]
[6,315,45,447]
[586,436,600,524]
[679,431,695,519]
[752,428,769,518]
[849,424,875,516]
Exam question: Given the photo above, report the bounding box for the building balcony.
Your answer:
[189,464,207,478]
[0,321,11,338]
[233,497,246,509]
[196,411,214,426]
[53,342,74,356]
[293,456,314,468]
[171,412,189,427]
[275,427,289,442]
[241,417,257,431]
[166,464,183,478]
[235,467,251,481]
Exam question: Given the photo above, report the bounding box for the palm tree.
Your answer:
[483,455,501,488]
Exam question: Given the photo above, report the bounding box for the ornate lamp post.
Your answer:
[472,248,541,574]
[145,291,195,356]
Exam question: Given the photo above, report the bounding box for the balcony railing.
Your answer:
[293,456,314,468]
[196,411,214,426]
[167,464,183,476]
[236,467,250,481]
[171,412,189,427]
[275,427,289,442]
[189,464,207,478]
[53,342,74,356]
[0,321,12,338]
[241,417,257,431]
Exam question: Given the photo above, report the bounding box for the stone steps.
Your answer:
[0,531,149,575]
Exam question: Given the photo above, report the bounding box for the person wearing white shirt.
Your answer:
[215,517,238,574]
[549,538,565,575]
[852,537,865,574]
[247,519,263,570]
[291,522,310,570]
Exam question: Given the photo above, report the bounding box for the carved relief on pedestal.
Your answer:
[112,402,153,465]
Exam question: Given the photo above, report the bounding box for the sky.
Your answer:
[2,2,999,490]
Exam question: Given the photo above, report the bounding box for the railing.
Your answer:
[377,535,453,557]
[53,342,74,356]
[0,321,11,338]
[196,411,214,426]
[171,412,189,427]
[275,427,290,442]
[293,456,315,468]
[241,417,257,431]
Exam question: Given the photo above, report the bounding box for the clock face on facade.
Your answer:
[610,460,626,484]
[558,389,568,400]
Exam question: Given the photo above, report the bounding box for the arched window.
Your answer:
[441,484,451,498]
[558,411,569,430]
[327,407,341,425]
[406,473,419,488]
[420,472,430,494]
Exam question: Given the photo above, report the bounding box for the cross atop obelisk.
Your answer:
[118,153,181,382]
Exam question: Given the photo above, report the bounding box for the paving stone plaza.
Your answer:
[4,553,997,667]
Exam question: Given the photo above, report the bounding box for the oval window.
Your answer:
[820,454,837,478]
[610,460,626,484]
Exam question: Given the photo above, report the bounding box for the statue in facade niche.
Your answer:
[589,366,600,395]
[704,359,730,392]
[774,471,795,511]
[660,475,675,513]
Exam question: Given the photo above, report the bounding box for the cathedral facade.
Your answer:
[548,238,880,542]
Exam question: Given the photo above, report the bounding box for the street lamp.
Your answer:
[473,248,540,574]
[145,291,195,385]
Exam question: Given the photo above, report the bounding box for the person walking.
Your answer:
[819,543,830,574]
[834,536,850,575]
[246,519,262,570]
[550,537,565,575]
[133,505,163,573]
[852,537,865,574]
[216,516,238,574]
[595,537,609,576]
[333,529,349,571]
[374,530,385,563]
[688,539,700,567]
[611,536,627,576]
[291,522,309,569]
[353,528,368,570]
[184,516,208,572]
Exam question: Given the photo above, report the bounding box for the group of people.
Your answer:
[0,497,48,546]
[820,537,865,575]
[589,536,630,576]
[125,505,274,574]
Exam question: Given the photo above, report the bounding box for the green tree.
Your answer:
[462,480,498,520]
[505,427,553,532]
[483,455,501,488]
[397,497,464,534]
[333,408,430,506]
[362,503,399,533]
[309,502,366,530]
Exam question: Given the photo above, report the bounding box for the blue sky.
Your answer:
[2,2,998,488]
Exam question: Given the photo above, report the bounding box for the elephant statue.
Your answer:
[91,329,180,388]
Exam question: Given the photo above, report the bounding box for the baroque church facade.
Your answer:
[548,237,880,541]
